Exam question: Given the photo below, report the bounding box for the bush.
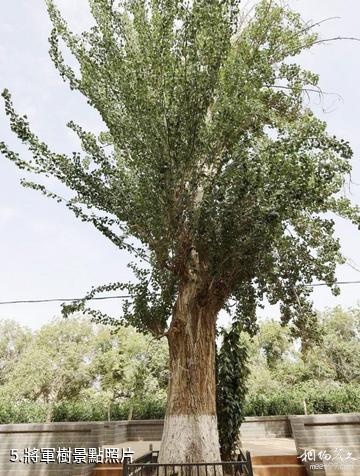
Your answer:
[52,396,166,422]
[52,400,109,422]
[305,384,360,414]
[0,385,359,424]
[0,396,166,424]
[116,397,166,420]
[0,400,48,424]
[244,383,360,416]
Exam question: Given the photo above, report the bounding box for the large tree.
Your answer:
[1,0,359,463]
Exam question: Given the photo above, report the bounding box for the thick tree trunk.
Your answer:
[159,282,221,464]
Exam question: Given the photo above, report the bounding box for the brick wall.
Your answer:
[289,413,360,476]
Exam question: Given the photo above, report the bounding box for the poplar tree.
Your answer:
[1,0,359,463]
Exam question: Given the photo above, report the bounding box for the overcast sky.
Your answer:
[1,0,360,330]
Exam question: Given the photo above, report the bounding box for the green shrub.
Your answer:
[52,396,166,422]
[0,385,359,424]
[244,383,360,416]
[52,401,108,421]
[119,397,166,420]
[0,400,48,424]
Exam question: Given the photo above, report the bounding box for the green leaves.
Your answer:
[1,0,359,333]
[0,317,169,416]
[216,325,250,460]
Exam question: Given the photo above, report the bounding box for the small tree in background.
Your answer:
[2,0,360,463]
[258,319,292,369]
[3,318,94,421]
[0,320,31,385]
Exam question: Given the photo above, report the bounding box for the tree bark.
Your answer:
[158,281,221,464]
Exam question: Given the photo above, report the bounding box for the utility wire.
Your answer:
[1,280,360,305]
[310,280,360,287]
[0,295,132,305]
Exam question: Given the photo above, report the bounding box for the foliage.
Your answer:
[52,395,167,421]
[1,0,359,340]
[0,397,49,424]
[0,306,359,424]
[0,320,31,385]
[216,325,250,460]
[244,383,360,416]
[2,318,96,421]
[0,395,166,424]
[256,320,291,369]
[0,317,168,419]
[1,383,359,424]
[90,324,168,403]
[315,306,360,383]
[245,307,360,413]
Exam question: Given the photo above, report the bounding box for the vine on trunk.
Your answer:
[216,325,250,461]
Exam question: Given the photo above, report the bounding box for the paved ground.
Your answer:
[239,438,297,456]
[104,438,297,460]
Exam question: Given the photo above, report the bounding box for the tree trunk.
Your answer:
[159,282,221,464]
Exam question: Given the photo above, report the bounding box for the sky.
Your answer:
[0,0,360,330]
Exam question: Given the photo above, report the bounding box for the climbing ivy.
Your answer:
[216,325,250,460]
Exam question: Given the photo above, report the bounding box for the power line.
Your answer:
[1,280,360,306]
[0,295,132,305]
[310,280,360,287]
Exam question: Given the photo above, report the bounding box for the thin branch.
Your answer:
[298,17,341,35]
[346,258,360,273]
[284,16,341,46]
[313,36,360,46]
[265,84,342,100]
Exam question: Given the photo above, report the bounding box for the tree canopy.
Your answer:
[0,317,168,410]
[247,307,360,394]
[0,320,31,385]
[1,0,359,336]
